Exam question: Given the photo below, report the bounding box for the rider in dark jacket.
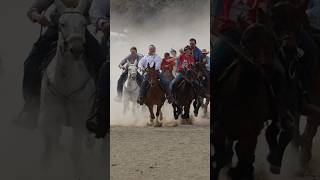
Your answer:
[114,47,143,101]
[86,0,110,139]
[19,0,104,129]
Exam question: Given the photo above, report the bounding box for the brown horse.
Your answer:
[144,63,166,127]
[213,23,277,180]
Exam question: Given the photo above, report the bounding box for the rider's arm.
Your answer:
[27,0,53,22]
[90,0,109,30]
[138,55,147,70]
[155,56,162,70]
[119,54,129,68]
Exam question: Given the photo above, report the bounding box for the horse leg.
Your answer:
[147,105,155,126]
[154,104,163,127]
[184,104,192,124]
[173,103,179,120]
[71,127,85,177]
[300,117,319,172]
[266,119,293,174]
[229,136,258,180]
[39,106,62,175]
[212,121,227,179]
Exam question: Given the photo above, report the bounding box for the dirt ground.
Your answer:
[217,119,320,180]
[110,124,210,180]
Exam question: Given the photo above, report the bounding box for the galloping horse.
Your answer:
[143,63,166,127]
[192,61,210,116]
[123,59,139,114]
[38,0,95,175]
[171,68,196,124]
[213,23,276,180]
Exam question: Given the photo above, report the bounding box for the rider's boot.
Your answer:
[114,93,122,102]
[87,96,108,139]
[14,96,39,130]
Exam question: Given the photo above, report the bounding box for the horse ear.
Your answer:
[55,0,66,13]
[152,62,156,69]
[147,62,150,68]
[77,0,91,13]
[134,59,138,66]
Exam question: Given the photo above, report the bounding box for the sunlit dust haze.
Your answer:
[110,0,211,127]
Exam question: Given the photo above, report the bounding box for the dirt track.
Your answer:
[110,125,210,180]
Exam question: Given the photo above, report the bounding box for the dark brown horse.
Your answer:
[213,23,277,180]
[191,61,210,116]
[144,63,166,127]
[172,69,196,124]
[266,1,320,174]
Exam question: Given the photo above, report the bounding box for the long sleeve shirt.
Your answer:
[176,54,194,72]
[307,0,320,30]
[27,0,91,24]
[89,0,109,29]
[138,54,162,71]
[119,53,144,67]
[192,47,203,62]
[213,0,269,32]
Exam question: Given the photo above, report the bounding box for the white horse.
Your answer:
[38,0,95,175]
[122,59,140,114]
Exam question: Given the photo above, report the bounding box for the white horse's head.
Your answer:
[127,59,138,80]
[55,0,89,59]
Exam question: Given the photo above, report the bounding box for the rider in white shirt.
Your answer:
[137,45,173,105]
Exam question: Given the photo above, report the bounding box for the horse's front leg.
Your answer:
[182,103,192,124]
[147,105,155,126]
[154,104,163,127]
[193,98,201,117]
[300,117,319,173]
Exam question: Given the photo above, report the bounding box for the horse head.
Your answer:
[127,59,138,80]
[270,1,302,52]
[146,62,158,87]
[55,0,90,59]
[240,23,277,67]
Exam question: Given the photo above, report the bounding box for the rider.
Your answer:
[171,45,195,97]
[114,46,143,101]
[86,0,110,139]
[306,0,320,43]
[202,49,210,72]
[189,38,202,62]
[161,52,176,72]
[20,0,104,129]
[137,45,173,105]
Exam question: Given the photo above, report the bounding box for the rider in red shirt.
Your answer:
[161,52,176,72]
[170,45,194,95]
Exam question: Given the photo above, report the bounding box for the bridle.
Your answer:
[58,11,86,48]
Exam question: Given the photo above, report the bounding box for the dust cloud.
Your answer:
[110,0,211,127]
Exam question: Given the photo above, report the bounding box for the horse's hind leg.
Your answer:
[229,136,258,180]
[300,117,319,172]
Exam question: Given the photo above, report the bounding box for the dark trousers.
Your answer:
[23,26,104,102]
[117,70,143,96]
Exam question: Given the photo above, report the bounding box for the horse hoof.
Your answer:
[147,122,154,126]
